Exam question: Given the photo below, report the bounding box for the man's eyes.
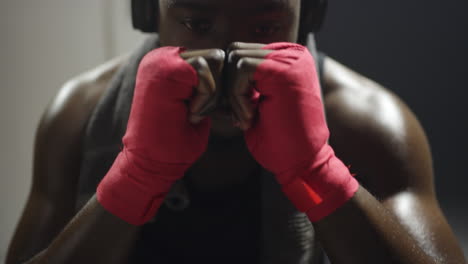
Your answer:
[181,18,213,34]
[254,24,281,37]
[180,18,281,37]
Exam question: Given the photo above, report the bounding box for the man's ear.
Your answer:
[311,0,328,33]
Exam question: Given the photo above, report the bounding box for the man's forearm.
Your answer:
[312,186,435,264]
[21,195,140,264]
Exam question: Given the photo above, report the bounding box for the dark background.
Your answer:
[316,0,468,254]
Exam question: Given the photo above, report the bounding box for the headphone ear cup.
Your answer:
[309,0,327,33]
[131,0,158,33]
[297,0,327,44]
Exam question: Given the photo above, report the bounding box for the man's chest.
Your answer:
[131,167,323,264]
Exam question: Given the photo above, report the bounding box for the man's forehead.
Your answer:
[164,0,298,10]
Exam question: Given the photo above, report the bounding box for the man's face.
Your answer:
[158,0,301,137]
[158,0,300,48]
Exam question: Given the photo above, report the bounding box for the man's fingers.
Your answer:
[225,45,269,130]
[181,49,225,119]
[228,42,266,51]
[181,49,225,78]
[181,46,269,128]
[228,49,272,64]
[230,57,265,130]
[185,56,217,124]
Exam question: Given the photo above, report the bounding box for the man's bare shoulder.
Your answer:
[322,56,433,199]
[45,55,127,125]
[34,55,127,198]
[40,55,127,139]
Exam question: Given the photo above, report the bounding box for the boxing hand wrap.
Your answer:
[244,43,359,222]
[97,47,211,225]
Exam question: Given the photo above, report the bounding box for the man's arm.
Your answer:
[314,57,466,263]
[5,57,141,264]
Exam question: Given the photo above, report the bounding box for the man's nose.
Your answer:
[210,22,252,51]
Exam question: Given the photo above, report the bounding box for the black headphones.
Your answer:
[131,0,328,33]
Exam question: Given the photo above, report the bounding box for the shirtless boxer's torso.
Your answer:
[8,37,463,263]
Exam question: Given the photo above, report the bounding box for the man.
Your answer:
[6,0,466,263]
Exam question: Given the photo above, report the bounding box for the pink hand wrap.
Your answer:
[245,43,359,222]
[97,47,211,225]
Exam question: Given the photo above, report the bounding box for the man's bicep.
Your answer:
[381,190,465,262]
[6,190,77,263]
[379,103,466,262]
[324,57,465,261]
[359,95,465,262]
[6,80,98,264]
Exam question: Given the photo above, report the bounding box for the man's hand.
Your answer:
[225,42,272,130]
[97,47,224,225]
[179,49,225,124]
[226,42,359,222]
[180,43,272,129]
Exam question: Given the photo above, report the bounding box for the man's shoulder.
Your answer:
[57,55,127,114]
[36,55,128,167]
[41,55,127,134]
[322,56,433,198]
[322,56,409,140]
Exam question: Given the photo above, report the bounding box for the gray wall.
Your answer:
[0,1,144,261]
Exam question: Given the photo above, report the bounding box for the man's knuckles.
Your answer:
[202,49,225,74]
[181,49,225,74]
[235,57,263,73]
[186,56,210,72]
[227,42,265,52]
[228,49,270,63]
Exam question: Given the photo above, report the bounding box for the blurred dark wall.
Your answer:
[317,1,468,204]
[316,0,468,248]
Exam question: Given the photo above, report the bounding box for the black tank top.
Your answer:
[76,34,327,264]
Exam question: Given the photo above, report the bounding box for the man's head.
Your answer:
[158,0,301,49]
[132,0,327,49]
[131,0,327,138]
